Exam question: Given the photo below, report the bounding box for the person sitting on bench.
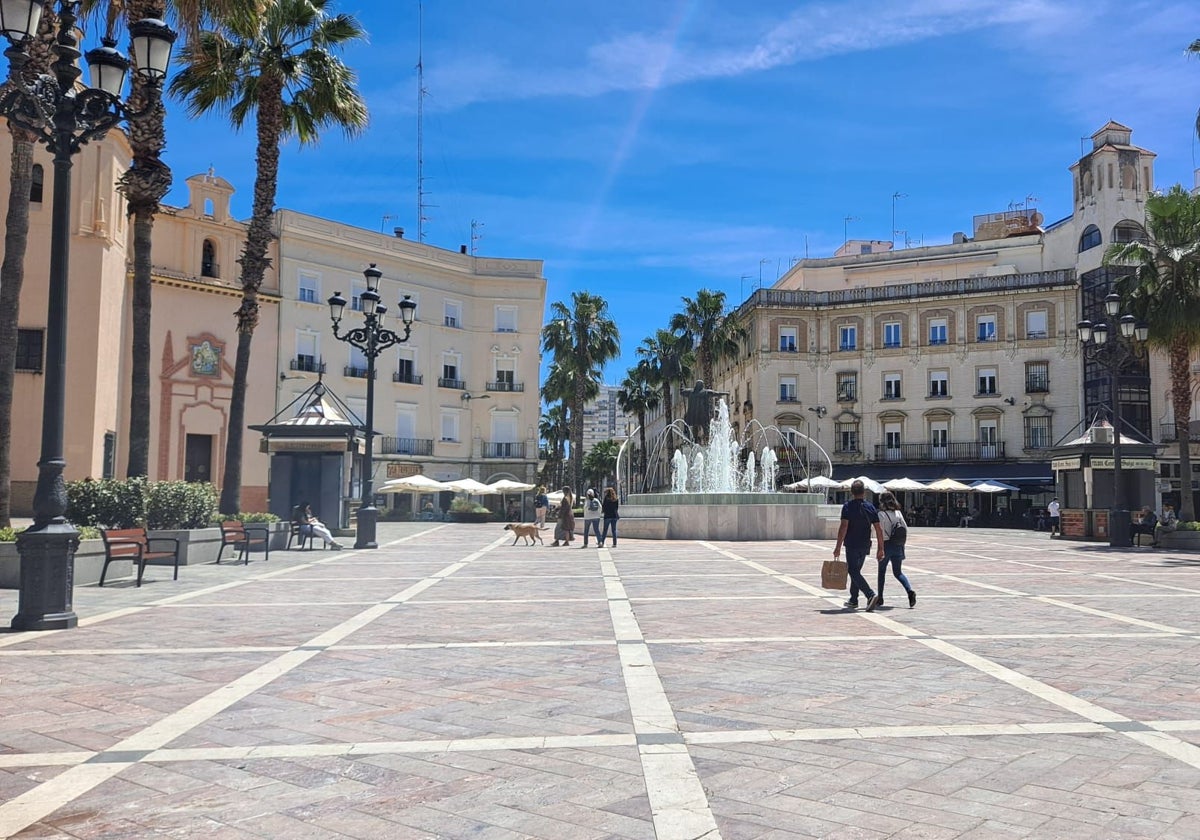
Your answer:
[297,502,343,550]
[1154,503,1178,546]
[1131,506,1157,545]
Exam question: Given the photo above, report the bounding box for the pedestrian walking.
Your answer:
[533,485,549,528]
[599,486,619,547]
[1048,498,1061,535]
[581,488,603,547]
[833,479,884,611]
[550,486,575,546]
[876,491,916,608]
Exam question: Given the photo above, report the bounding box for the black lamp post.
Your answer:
[1077,292,1149,548]
[328,264,417,549]
[2,1,175,630]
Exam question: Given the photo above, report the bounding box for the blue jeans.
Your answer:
[600,517,618,545]
[846,547,875,602]
[877,544,912,600]
[582,519,602,545]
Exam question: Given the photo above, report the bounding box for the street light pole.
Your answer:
[1077,293,1149,548]
[1,1,174,630]
[328,264,417,549]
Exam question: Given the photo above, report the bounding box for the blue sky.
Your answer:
[153,0,1200,383]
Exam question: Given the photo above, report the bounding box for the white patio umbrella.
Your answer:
[487,479,536,492]
[972,479,1019,492]
[445,477,499,495]
[379,474,452,493]
[926,477,974,493]
[882,477,928,491]
[843,475,887,494]
[971,481,1008,494]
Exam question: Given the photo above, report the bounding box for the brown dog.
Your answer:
[504,522,543,546]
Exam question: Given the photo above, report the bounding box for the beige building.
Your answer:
[273,211,546,516]
[4,129,277,513]
[641,122,1200,509]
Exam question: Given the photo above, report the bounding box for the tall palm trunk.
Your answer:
[1169,335,1196,521]
[220,77,283,514]
[0,5,54,527]
[662,384,675,462]
[636,410,648,491]
[571,379,585,491]
[119,0,171,478]
[0,129,36,528]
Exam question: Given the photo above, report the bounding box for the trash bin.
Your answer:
[1108,507,1132,548]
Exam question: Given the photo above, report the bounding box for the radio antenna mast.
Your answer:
[416,0,429,242]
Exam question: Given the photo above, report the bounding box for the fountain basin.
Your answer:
[621,492,840,541]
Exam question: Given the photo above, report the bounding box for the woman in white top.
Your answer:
[876,492,916,608]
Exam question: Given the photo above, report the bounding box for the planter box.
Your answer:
[1159,530,1200,551]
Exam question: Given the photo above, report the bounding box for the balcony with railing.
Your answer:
[344,365,373,379]
[392,372,423,385]
[1160,423,1200,443]
[290,357,325,373]
[483,441,529,459]
[1025,375,1050,393]
[380,437,434,456]
[486,380,525,393]
[438,377,466,390]
[872,441,1006,463]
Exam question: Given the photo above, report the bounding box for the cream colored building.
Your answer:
[643,122,1198,508]
[273,210,546,515]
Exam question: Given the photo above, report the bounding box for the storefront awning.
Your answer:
[832,462,1053,486]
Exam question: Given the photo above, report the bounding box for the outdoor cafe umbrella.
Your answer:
[444,477,498,496]
[882,477,928,491]
[379,474,452,493]
[843,475,887,494]
[971,481,1009,494]
[926,477,974,493]
[487,479,536,492]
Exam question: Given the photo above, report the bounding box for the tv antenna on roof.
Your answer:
[416,0,430,242]
[843,215,859,244]
[470,219,484,255]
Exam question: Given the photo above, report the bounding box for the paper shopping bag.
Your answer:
[821,559,848,590]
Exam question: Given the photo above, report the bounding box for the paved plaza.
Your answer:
[1,525,1199,838]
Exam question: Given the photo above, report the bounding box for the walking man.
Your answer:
[833,480,885,611]
[1048,498,1061,536]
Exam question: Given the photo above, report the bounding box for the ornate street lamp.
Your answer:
[1077,292,1149,548]
[2,1,175,630]
[328,264,417,548]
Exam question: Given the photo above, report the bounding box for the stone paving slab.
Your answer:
[1,523,1200,838]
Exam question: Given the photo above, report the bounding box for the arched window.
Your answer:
[29,164,43,203]
[201,239,217,277]
[1111,220,1146,244]
[1078,225,1101,252]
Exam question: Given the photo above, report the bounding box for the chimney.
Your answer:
[460,244,467,254]
[393,227,404,238]
[952,232,967,244]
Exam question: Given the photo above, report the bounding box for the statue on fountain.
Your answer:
[683,380,727,446]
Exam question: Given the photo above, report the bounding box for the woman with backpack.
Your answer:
[581,488,603,547]
[876,491,916,608]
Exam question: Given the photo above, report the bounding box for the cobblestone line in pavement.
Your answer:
[600,552,720,840]
[0,530,505,838]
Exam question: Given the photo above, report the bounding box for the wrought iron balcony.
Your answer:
[483,441,529,459]
[380,437,434,456]
[486,381,525,393]
[1160,423,1200,443]
[872,441,1006,463]
[290,357,325,373]
[393,372,423,384]
[438,377,466,390]
[344,365,373,379]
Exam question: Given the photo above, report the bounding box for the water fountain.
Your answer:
[617,398,841,541]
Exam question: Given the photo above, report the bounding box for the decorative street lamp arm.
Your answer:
[329,319,413,358]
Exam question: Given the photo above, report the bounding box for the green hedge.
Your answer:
[66,478,218,530]
[214,512,280,524]
[0,525,100,543]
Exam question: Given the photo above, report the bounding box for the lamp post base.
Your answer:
[11,523,79,631]
[1109,507,1132,548]
[354,504,379,549]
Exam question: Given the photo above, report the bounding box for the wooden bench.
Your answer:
[99,528,181,587]
[218,520,271,565]
[286,520,314,551]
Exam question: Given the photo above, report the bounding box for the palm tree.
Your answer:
[170,0,368,513]
[0,3,56,528]
[1104,184,1200,521]
[582,439,621,490]
[541,292,620,491]
[670,288,746,388]
[537,405,569,488]
[617,364,659,492]
[637,328,692,463]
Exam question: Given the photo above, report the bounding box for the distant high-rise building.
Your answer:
[581,385,631,454]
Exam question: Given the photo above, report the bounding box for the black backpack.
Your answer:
[885,511,907,546]
[588,497,600,512]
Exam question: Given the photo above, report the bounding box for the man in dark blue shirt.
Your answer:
[833,479,885,611]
